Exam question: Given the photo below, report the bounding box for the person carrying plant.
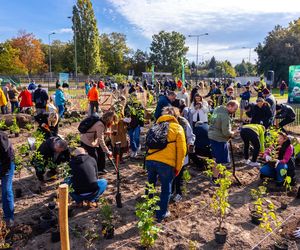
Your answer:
[111,96,128,163]
[80,111,114,174]
[154,91,177,119]
[124,93,144,158]
[66,147,107,208]
[18,86,33,113]
[0,88,8,114]
[240,124,265,167]
[55,84,66,118]
[208,100,239,182]
[275,104,296,133]
[87,83,100,115]
[33,137,70,184]
[145,107,187,222]
[260,131,295,185]
[0,131,15,227]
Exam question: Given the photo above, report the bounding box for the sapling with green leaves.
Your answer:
[182,169,191,194]
[99,198,114,236]
[210,164,232,233]
[9,117,20,134]
[280,168,292,208]
[135,182,161,247]
[250,180,268,221]
[0,120,6,130]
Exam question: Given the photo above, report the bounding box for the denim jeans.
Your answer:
[10,101,19,113]
[65,178,107,203]
[128,126,140,152]
[57,105,65,118]
[260,162,287,183]
[1,105,8,114]
[280,90,284,96]
[0,162,15,221]
[146,160,175,221]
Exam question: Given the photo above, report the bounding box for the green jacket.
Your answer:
[208,106,232,142]
[242,124,265,152]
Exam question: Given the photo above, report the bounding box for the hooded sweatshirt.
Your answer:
[70,154,99,194]
[208,106,232,142]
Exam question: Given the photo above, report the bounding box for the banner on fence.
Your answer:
[288,65,300,103]
[59,73,69,84]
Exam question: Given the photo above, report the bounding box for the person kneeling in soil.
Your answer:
[66,147,107,207]
[275,104,296,133]
[145,109,187,222]
[33,137,70,183]
[240,124,265,167]
[0,131,15,226]
[35,112,59,139]
[260,132,295,185]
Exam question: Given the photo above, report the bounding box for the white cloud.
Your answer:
[54,28,73,34]
[107,0,300,64]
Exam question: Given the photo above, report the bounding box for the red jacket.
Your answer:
[98,81,105,90]
[18,90,33,108]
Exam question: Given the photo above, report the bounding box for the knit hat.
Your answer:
[262,88,270,95]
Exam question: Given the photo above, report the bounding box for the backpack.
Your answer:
[78,116,101,134]
[145,122,175,156]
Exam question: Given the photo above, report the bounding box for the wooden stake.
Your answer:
[58,184,70,250]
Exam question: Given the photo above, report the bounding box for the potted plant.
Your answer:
[99,198,114,239]
[279,169,292,210]
[250,183,268,225]
[206,164,232,244]
[135,182,161,247]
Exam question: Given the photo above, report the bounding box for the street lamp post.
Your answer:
[48,32,55,81]
[68,16,78,80]
[242,47,252,63]
[188,33,208,84]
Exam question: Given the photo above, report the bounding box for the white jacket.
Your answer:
[190,101,209,123]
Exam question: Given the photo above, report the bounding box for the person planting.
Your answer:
[208,100,239,182]
[275,104,296,133]
[240,124,265,167]
[66,147,107,208]
[145,107,187,222]
[0,131,15,227]
[35,112,59,139]
[34,137,70,183]
[80,111,115,174]
[260,132,295,185]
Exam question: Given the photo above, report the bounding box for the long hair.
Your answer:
[192,93,203,105]
[102,111,115,126]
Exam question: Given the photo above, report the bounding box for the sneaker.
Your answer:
[164,211,171,218]
[242,159,251,165]
[5,219,14,228]
[131,151,138,158]
[173,194,182,202]
[137,145,142,153]
[98,169,108,175]
[249,161,260,167]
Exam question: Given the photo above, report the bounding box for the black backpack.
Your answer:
[145,122,175,155]
[78,116,101,134]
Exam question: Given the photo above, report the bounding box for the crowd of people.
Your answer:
[0,76,299,227]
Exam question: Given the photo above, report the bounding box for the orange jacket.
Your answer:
[87,87,99,102]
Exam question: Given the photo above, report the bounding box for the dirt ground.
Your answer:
[3,120,300,250]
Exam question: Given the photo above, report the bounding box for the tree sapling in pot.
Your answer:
[280,169,292,210]
[250,183,267,225]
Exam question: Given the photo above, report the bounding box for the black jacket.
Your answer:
[251,103,272,128]
[34,113,59,139]
[0,132,14,176]
[70,154,99,194]
[33,88,49,108]
[38,137,70,166]
[275,104,296,120]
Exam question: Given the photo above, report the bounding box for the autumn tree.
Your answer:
[0,42,27,75]
[10,31,47,75]
[149,31,188,75]
[72,0,103,75]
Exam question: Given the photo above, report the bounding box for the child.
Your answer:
[239,86,251,121]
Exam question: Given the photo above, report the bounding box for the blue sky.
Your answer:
[0,0,300,65]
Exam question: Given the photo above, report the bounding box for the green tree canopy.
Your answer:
[72,0,103,75]
[255,18,300,83]
[149,31,188,75]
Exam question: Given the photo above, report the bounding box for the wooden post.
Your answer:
[58,184,70,250]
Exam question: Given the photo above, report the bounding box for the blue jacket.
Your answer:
[55,89,65,106]
[154,95,171,119]
[240,91,251,101]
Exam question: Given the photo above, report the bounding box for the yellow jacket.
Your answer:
[146,115,187,173]
[0,88,8,106]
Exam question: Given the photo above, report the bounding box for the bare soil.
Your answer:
[3,122,300,250]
